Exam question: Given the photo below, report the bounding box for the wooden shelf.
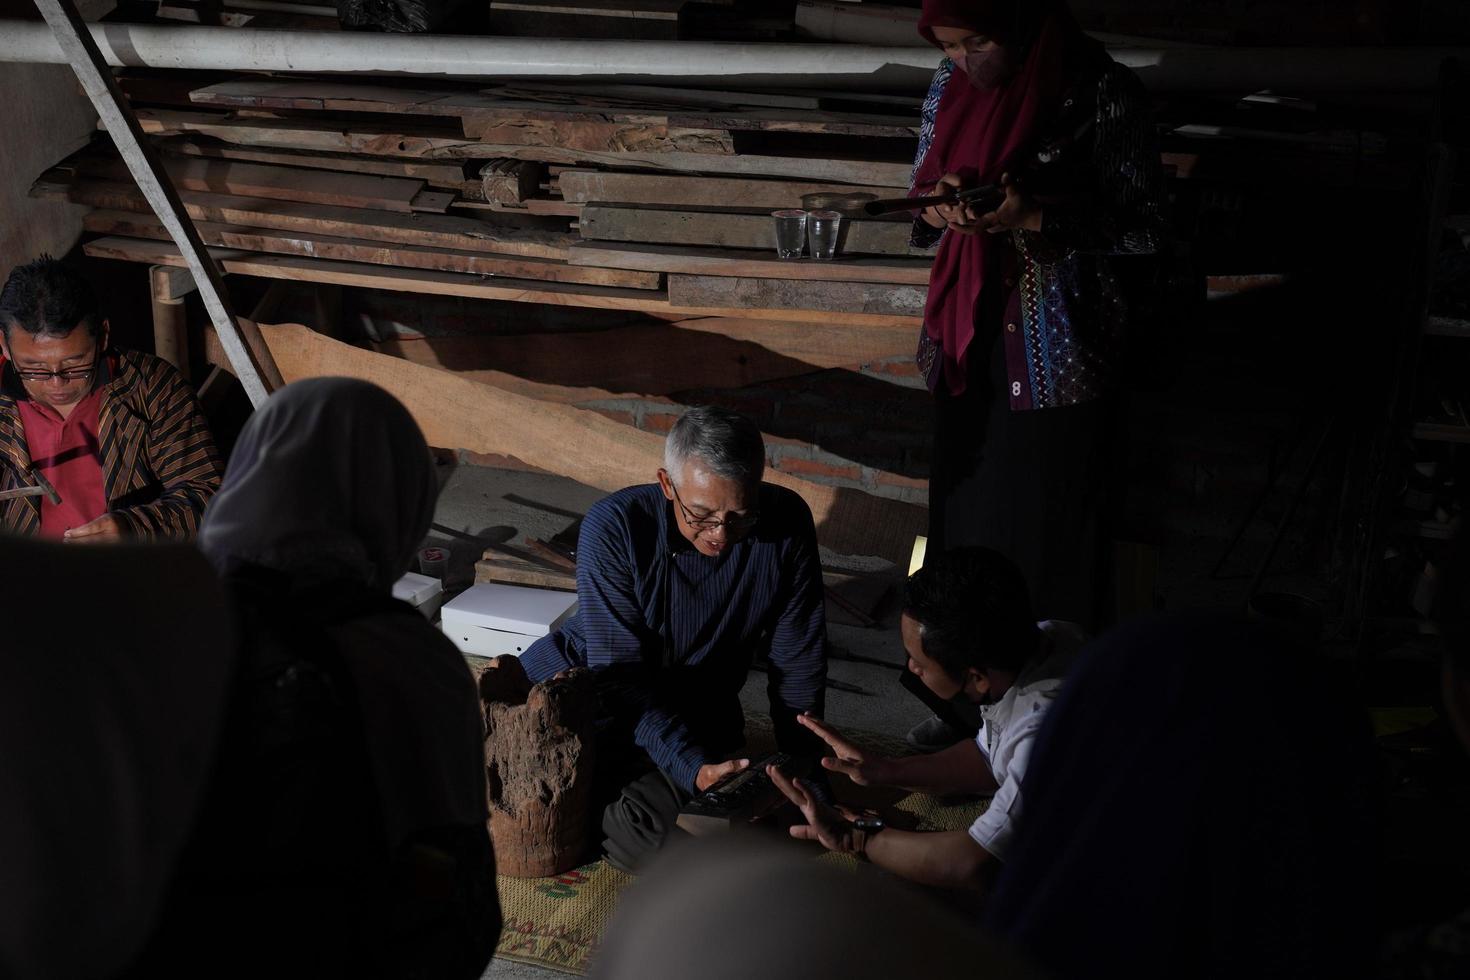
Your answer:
[1412,421,1470,443]
[1425,314,1470,338]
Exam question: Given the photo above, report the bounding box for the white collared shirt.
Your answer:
[967,620,1087,860]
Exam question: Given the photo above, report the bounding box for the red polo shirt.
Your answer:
[16,386,108,538]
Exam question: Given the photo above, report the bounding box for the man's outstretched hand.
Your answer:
[695,757,750,792]
[798,713,894,787]
[768,763,864,855]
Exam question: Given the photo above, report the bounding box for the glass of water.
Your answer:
[771,209,807,259]
[807,209,842,260]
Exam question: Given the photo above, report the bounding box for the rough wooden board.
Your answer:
[409,188,457,212]
[190,80,917,138]
[489,0,684,16]
[83,237,921,327]
[568,241,932,284]
[89,153,426,211]
[132,108,487,159]
[43,177,573,259]
[454,197,582,218]
[370,319,840,399]
[467,144,912,185]
[462,116,735,155]
[555,169,904,209]
[475,555,577,591]
[669,275,927,317]
[82,212,659,288]
[133,109,913,182]
[669,316,914,369]
[494,82,822,111]
[160,137,470,186]
[579,203,926,256]
[242,322,926,562]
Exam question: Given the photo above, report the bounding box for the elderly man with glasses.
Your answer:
[0,256,221,541]
[513,405,828,871]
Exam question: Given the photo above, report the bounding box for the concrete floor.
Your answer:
[427,459,925,980]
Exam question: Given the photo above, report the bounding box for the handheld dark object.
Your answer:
[676,751,811,836]
[862,183,1003,218]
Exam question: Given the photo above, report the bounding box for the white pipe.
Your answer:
[0,22,940,87]
[0,21,1459,92]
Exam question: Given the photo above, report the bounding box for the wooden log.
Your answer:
[480,158,544,205]
[568,241,932,285]
[88,154,427,212]
[83,211,660,288]
[555,169,905,209]
[669,275,928,317]
[83,236,924,328]
[480,666,597,879]
[462,115,735,155]
[578,203,926,256]
[42,177,573,259]
[201,319,928,562]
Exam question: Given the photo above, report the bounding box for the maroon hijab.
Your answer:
[913,0,1106,394]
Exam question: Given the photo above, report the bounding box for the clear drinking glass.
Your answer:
[807,209,842,260]
[772,209,807,259]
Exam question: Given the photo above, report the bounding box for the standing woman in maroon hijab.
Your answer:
[903,0,1166,746]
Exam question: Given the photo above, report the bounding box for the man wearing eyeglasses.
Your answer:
[514,405,827,871]
[0,256,222,541]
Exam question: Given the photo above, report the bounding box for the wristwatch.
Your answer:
[850,816,885,858]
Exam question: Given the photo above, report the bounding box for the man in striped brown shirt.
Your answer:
[0,257,222,541]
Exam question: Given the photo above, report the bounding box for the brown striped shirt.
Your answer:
[1,349,223,539]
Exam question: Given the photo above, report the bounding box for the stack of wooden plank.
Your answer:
[38,71,936,325]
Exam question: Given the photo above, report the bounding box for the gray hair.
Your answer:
[663,406,765,485]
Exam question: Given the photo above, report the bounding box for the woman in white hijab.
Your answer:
[138,378,498,980]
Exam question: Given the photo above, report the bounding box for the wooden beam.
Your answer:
[555,169,905,209]
[82,237,925,328]
[161,137,470,187]
[39,176,573,259]
[84,210,660,288]
[148,262,197,301]
[90,154,428,212]
[480,158,544,205]
[231,321,927,563]
[149,265,191,379]
[568,241,932,284]
[579,203,926,256]
[35,0,273,404]
[466,143,913,185]
[669,275,927,317]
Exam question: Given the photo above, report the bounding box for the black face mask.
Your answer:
[962,46,1015,90]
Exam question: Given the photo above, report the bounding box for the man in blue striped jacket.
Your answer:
[521,406,828,871]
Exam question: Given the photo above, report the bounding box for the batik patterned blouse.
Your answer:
[911,58,1167,410]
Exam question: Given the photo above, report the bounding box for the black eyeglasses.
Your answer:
[14,361,98,383]
[668,480,759,534]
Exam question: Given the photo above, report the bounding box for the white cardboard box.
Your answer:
[439,582,578,658]
[392,571,444,621]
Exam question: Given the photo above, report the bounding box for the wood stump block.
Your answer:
[479,663,597,878]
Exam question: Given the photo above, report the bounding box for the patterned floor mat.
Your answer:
[491,718,989,975]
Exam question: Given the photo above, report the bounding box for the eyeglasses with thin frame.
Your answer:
[668,479,760,535]
[14,361,98,383]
